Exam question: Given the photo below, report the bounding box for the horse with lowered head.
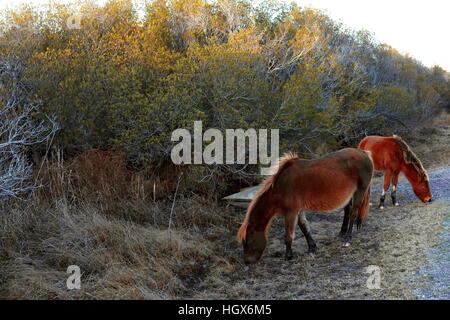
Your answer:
[237,148,373,264]
[358,135,432,208]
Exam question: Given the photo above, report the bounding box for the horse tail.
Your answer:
[237,153,299,242]
[356,186,370,229]
[356,185,370,230]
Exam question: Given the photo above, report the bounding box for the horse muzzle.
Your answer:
[244,256,259,265]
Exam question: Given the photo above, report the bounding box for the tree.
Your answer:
[0,55,58,200]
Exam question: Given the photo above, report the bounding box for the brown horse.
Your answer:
[358,135,432,208]
[237,148,373,264]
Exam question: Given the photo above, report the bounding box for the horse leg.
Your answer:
[284,213,298,260]
[379,170,392,209]
[344,189,366,247]
[338,201,352,238]
[298,211,317,254]
[391,172,400,206]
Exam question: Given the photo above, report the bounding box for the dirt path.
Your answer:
[410,167,450,299]
[192,166,449,300]
[371,165,450,299]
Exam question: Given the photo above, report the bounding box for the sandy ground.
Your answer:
[187,121,450,300]
[411,167,450,299]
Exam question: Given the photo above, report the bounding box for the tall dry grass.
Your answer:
[0,150,241,299]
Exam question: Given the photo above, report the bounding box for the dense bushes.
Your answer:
[0,0,449,188]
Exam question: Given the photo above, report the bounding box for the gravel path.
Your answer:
[371,166,450,299]
[371,166,450,202]
[414,167,449,299]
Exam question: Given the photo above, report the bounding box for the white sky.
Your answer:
[1,0,449,71]
[290,0,450,71]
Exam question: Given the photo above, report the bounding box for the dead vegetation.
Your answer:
[405,112,450,169]
[0,186,236,299]
[0,113,449,299]
[0,149,238,299]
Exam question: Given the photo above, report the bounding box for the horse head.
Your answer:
[242,231,267,264]
[394,136,432,203]
[411,172,432,203]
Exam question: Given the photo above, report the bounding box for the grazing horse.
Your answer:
[358,135,432,208]
[237,148,373,264]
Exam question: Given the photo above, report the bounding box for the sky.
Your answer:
[1,0,449,71]
[289,0,450,71]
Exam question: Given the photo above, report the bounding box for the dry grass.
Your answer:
[0,196,239,299]
[0,150,239,299]
[35,149,183,203]
[406,112,450,169]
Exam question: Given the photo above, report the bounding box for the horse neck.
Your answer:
[247,193,276,233]
[401,163,420,184]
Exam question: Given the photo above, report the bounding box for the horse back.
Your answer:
[358,136,402,172]
[273,148,372,212]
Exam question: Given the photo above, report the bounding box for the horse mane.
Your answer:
[393,135,428,179]
[237,152,299,242]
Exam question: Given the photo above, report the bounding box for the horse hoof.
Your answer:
[369,202,373,206]
[285,254,294,261]
[379,206,384,210]
[308,246,318,255]
[394,202,399,206]
[343,242,351,247]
